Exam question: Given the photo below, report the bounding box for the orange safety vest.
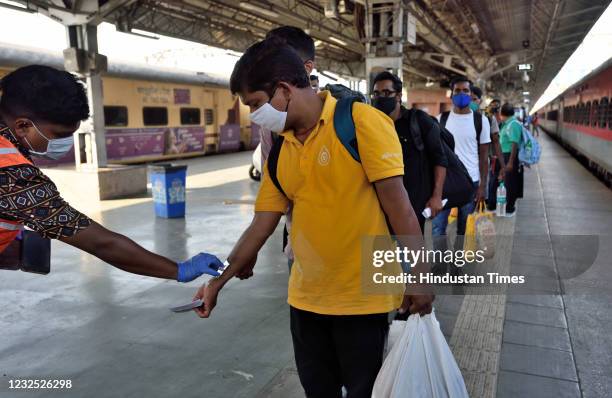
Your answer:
[0,133,32,253]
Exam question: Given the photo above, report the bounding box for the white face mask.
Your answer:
[24,121,74,160]
[249,92,289,133]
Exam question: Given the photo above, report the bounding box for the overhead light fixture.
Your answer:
[425,80,434,88]
[239,2,279,18]
[522,91,530,95]
[517,63,533,71]
[329,36,347,46]
[314,40,323,48]
[128,28,160,40]
[470,22,480,34]
[0,0,35,13]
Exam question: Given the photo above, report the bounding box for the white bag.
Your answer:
[373,311,469,398]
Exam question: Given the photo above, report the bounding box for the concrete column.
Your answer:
[64,24,107,169]
[363,0,406,91]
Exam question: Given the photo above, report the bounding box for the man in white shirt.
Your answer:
[433,77,490,245]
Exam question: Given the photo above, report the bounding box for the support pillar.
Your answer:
[26,0,147,205]
[64,23,108,170]
[363,0,407,91]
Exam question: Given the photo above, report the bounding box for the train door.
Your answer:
[559,99,564,139]
[202,90,218,153]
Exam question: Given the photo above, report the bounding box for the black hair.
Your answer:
[309,75,319,81]
[490,98,501,105]
[0,65,89,125]
[449,76,472,92]
[501,103,515,117]
[265,26,315,62]
[372,71,402,93]
[472,86,483,99]
[230,38,310,96]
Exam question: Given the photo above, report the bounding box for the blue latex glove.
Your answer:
[177,253,224,283]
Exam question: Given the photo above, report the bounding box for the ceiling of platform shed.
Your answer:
[9,0,610,104]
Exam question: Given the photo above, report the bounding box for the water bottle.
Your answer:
[496,182,507,217]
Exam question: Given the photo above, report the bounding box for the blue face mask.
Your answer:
[452,93,472,109]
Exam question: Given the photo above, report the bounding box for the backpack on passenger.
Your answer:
[268,89,366,251]
[515,121,541,166]
[414,112,475,209]
[267,98,474,212]
[323,83,367,103]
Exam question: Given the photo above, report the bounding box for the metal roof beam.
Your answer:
[557,4,604,20]
[554,19,593,33]
[407,1,479,75]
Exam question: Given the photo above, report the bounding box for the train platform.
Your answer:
[1,132,611,398]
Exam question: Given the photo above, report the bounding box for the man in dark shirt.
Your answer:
[0,65,223,283]
[371,72,447,233]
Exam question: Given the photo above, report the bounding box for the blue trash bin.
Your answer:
[149,164,187,218]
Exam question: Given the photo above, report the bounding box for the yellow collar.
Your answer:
[280,90,336,144]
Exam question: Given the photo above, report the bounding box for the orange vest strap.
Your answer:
[0,135,32,166]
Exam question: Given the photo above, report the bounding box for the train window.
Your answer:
[599,97,608,128]
[584,101,591,125]
[143,107,168,126]
[592,100,599,127]
[180,108,201,125]
[547,110,558,121]
[204,109,214,125]
[104,106,128,127]
[608,98,612,130]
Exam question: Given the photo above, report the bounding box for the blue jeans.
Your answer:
[432,181,479,236]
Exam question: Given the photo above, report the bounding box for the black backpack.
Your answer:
[323,83,367,103]
[408,110,475,209]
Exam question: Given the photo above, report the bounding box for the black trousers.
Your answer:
[290,306,389,398]
[487,156,502,211]
[503,152,520,213]
[488,153,520,212]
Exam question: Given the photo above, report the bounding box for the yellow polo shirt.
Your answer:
[255,91,404,315]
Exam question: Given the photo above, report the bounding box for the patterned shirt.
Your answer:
[0,123,91,239]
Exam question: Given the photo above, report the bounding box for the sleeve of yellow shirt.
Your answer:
[352,103,405,182]
[254,161,290,213]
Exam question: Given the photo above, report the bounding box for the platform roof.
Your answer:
[8,0,609,103]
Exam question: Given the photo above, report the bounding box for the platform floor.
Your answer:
[0,132,610,398]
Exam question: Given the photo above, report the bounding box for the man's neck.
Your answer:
[293,92,324,143]
[389,105,402,122]
[453,106,471,115]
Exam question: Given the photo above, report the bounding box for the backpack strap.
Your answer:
[473,111,482,145]
[266,135,287,197]
[440,111,451,128]
[407,109,425,151]
[333,97,360,163]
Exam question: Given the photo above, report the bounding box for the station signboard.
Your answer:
[517,63,533,71]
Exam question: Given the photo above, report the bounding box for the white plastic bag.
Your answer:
[373,311,469,398]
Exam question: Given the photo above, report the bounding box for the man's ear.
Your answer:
[304,60,314,75]
[11,117,33,138]
[277,82,293,100]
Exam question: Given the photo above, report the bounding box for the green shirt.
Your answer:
[499,116,522,153]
